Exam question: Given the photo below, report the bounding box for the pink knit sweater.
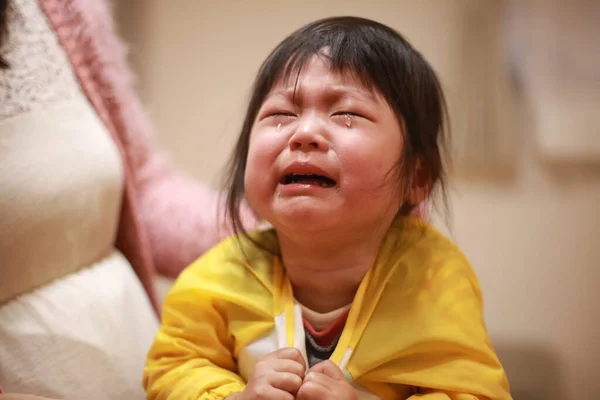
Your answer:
[37,0,249,314]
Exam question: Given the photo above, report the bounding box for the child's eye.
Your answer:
[269,112,296,118]
[334,111,360,117]
[332,111,363,127]
[263,112,297,127]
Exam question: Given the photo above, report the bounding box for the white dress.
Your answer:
[0,0,158,398]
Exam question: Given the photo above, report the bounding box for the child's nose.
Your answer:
[288,117,329,152]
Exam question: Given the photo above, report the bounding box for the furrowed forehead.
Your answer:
[266,51,380,100]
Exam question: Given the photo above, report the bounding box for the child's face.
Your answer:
[244,55,404,237]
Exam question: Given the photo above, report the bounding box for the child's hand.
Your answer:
[297,360,357,400]
[238,347,306,400]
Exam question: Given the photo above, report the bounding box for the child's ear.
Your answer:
[405,157,431,206]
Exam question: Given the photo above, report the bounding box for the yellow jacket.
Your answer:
[143,217,511,400]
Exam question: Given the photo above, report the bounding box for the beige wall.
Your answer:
[117,1,600,398]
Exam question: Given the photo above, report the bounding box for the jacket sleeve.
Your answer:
[143,265,246,400]
[407,392,496,399]
[359,255,511,400]
[408,257,511,400]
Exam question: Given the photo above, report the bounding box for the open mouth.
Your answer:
[280,173,336,188]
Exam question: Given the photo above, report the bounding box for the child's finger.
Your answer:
[265,347,307,369]
[297,372,334,400]
[270,371,304,394]
[309,360,345,381]
[304,371,335,390]
[253,386,295,400]
[272,359,306,378]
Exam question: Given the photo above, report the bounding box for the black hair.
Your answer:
[224,16,450,247]
[0,0,8,69]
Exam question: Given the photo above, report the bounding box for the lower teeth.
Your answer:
[286,179,333,187]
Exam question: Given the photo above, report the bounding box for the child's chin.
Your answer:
[273,205,339,230]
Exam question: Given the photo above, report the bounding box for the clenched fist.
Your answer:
[297,360,357,400]
[230,347,307,400]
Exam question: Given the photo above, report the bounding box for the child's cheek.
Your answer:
[247,135,281,173]
[338,143,395,189]
[245,134,284,197]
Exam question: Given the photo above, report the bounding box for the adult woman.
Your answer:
[0,0,251,398]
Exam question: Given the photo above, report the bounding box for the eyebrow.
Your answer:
[269,84,378,104]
